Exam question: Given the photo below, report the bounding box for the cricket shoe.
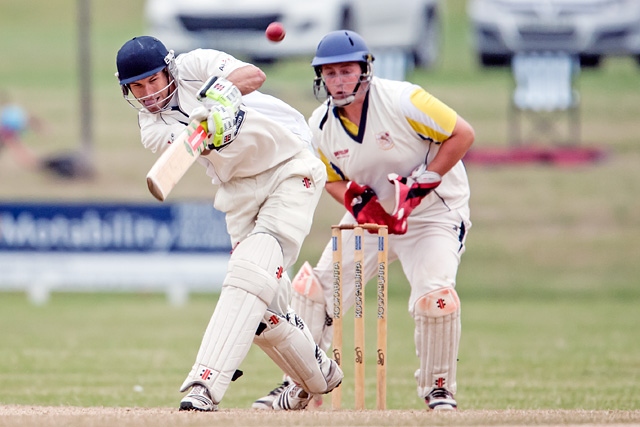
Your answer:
[425,387,457,411]
[179,384,218,412]
[251,380,290,410]
[271,359,343,411]
[271,383,313,410]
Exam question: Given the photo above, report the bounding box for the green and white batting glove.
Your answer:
[206,103,238,149]
[197,76,242,114]
[189,104,238,150]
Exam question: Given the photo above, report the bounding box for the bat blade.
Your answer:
[146,119,209,201]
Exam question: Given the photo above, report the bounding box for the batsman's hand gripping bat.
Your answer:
[145,119,209,201]
[145,76,240,201]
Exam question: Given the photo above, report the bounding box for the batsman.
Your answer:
[254,31,475,411]
[115,36,342,411]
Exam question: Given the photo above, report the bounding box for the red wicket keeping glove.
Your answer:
[388,165,442,224]
[343,181,394,233]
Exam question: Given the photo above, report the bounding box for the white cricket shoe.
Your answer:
[179,384,218,412]
[272,383,313,410]
[272,359,343,411]
[252,380,290,410]
[425,387,457,411]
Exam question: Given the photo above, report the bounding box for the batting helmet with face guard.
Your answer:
[116,36,174,85]
[311,30,374,106]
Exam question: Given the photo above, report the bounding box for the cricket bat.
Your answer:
[146,119,209,201]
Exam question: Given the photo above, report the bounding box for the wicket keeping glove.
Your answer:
[388,164,442,223]
[343,181,401,233]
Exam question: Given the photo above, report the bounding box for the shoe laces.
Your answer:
[428,388,452,400]
[269,380,290,397]
[192,384,211,398]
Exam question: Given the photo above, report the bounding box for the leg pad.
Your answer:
[413,287,461,398]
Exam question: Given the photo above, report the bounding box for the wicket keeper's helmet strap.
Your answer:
[116,36,174,85]
[311,30,374,69]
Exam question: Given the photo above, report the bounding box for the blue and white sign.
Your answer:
[0,202,231,253]
[0,202,232,304]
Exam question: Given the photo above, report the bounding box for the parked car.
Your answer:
[145,0,441,68]
[468,0,640,67]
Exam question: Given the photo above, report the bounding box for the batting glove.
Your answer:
[388,165,442,223]
[197,76,242,114]
[188,104,238,150]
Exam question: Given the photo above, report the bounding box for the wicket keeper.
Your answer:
[255,30,474,411]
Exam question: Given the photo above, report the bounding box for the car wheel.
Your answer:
[480,53,511,67]
[579,54,601,68]
[412,6,440,68]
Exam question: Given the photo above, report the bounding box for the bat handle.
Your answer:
[197,76,219,101]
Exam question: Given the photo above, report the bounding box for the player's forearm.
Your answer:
[325,180,348,206]
[427,116,475,175]
[226,65,266,95]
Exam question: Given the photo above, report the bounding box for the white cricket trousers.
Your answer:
[213,149,327,313]
[314,209,471,313]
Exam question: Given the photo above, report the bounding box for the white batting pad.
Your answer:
[224,233,285,305]
[413,287,461,398]
[254,309,338,395]
[291,261,330,349]
[180,233,284,403]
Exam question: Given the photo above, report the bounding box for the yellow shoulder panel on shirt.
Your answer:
[404,87,457,143]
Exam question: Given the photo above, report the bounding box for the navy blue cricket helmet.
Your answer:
[116,36,174,85]
[116,36,178,112]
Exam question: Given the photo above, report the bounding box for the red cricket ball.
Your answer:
[265,22,286,43]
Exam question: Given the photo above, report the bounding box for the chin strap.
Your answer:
[330,95,355,107]
[329,80,363,107]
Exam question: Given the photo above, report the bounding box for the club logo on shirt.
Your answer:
[376,131,395,150]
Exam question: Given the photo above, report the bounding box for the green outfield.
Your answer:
[1,286,639,412]
[1,0,639,424]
